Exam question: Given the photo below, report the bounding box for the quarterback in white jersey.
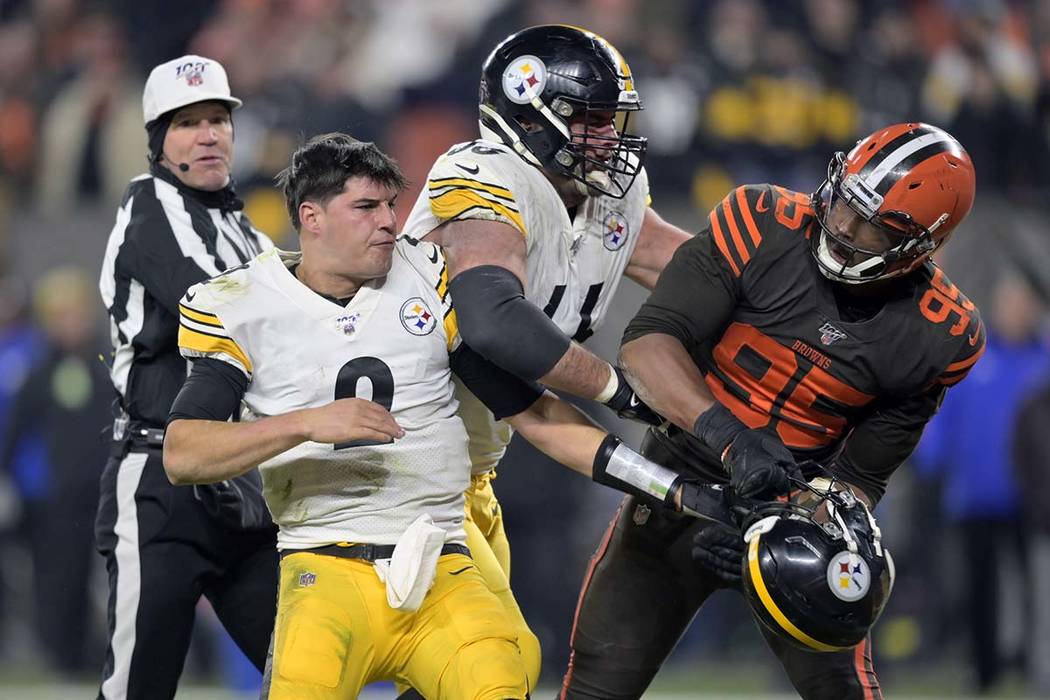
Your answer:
[162,134,706,699]
[174,243,470,550]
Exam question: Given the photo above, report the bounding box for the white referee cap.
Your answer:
[143,55,242,125]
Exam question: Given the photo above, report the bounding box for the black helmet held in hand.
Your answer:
[478,24,647,199]
[740,481,895,652]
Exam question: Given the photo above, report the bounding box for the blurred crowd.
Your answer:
[2,0,1050,695]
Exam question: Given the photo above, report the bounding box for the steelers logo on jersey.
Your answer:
[502,55,547,105]
[603,211,630,251]
[400,297,437,336]
[826,551,871,602]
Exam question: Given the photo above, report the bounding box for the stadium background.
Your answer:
[2,0,1050,697]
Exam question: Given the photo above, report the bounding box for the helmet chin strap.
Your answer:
[478,105,542,167]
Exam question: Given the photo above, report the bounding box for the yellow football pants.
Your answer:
[395,472,542,696]
[268,550,529,700]
[464,470,541,688]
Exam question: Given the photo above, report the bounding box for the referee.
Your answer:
[96,55,277,700]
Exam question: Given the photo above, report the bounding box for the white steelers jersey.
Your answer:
[177,242,470,550]
[402,139,650,343]
[401,138,651,473]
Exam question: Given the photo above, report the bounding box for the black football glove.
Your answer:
[692,521,745,587]
[723,429,800,500]
[602,366,663,426]
[692,403,799,500]
[193,471,272,531]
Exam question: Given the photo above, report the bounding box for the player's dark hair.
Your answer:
[276,132,407,231]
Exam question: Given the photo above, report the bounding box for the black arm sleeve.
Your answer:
[622,229,739,347]
[120,190,213,315]
[830,385,946,505]
[448,265,571,381]
[449,343,545,420]
[168,358,248,424]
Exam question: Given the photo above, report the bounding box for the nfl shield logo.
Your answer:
[176,60,207,87]
[298,572,317,587]
[818,322,847,346]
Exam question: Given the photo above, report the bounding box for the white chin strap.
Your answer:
[815,232,887,284]
[478,105,542,167]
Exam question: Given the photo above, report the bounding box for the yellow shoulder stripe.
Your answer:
[430,190,526,239]
[429,177,515,203]
[747,536,843,652]
[179,304,223,328]
[444,308,459,353]
[179,325,253,374]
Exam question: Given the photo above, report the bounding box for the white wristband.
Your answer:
[594,363,619,404]
[606,442,680,501]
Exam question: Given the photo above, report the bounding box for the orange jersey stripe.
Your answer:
[721,195,752,267]
[945,343,985,373]
[735,187,762,247]
[709,212,742,277]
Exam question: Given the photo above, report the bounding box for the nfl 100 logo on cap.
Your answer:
[142,54,243,124]
[176,60,208,86]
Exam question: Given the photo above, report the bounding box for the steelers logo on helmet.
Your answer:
[826,551,871,602]
[502,55,547,105]
[602,211,630,251]
[400,297,437,336]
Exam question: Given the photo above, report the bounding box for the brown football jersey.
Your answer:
[624,184,985,501]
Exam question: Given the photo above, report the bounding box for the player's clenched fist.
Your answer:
[302,398,404,445]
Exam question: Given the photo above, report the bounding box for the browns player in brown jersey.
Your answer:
[561,123,982,700]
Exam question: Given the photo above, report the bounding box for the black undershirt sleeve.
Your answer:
[168,357,248,424]
[622,229,739,347]
[449,343,545,420]
[830,384,946,505]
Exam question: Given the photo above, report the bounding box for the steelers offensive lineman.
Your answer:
[400,24,691,683]
[162,133,707,699]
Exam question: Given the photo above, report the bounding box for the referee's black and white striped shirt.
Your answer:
[99,164,273,427]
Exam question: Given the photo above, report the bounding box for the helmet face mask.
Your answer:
[740,481,895,652]
[810,123,976,285]
[479,25,647,199]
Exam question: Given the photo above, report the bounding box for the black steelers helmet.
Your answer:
[740,482,895,652]
[478,24,646,199]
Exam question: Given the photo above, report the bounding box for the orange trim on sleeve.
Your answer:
[709,212,742,277]
[945,345,984,373]
[735,187,763,248]
[721,195,751,267]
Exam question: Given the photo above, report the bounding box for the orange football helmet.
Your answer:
[812,123,976,284]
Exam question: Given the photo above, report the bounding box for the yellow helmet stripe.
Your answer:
[747,536,844,652]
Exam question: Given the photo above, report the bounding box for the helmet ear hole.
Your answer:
[515,116,543,134]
